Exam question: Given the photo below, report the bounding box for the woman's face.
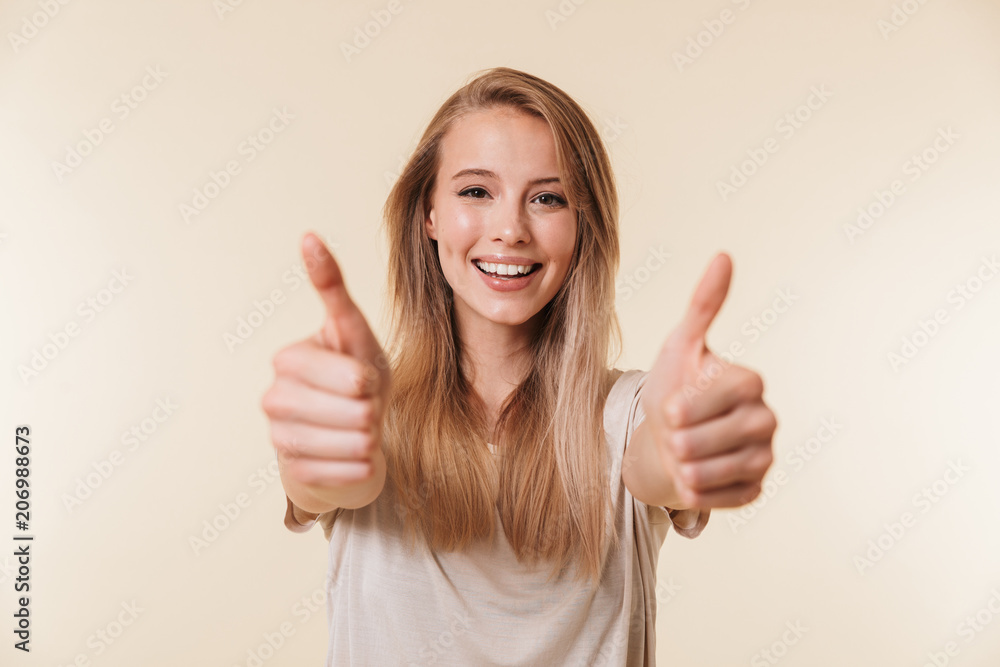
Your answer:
[424,107,577,335]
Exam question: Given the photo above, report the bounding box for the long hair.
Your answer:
[378,66,623,586]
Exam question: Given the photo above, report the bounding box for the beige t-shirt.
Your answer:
[284,368,709,666]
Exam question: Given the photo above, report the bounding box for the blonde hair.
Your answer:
[378,66,623,585]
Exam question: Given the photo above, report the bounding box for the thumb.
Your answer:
[302,231,377,359]
[674,252,732,348]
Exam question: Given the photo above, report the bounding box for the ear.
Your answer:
[424,206,438,241]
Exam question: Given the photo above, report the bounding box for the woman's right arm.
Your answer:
[280,442,387,515]
[261,232,393,518]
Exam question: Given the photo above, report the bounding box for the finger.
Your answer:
[282,456,374,486]
[273,339,380,398]
[669,401,777,461]
[675,252,732,347]
[303,231,356,322]
[261,377,379,432]
[302,231,378,359]
[270,421,379,461]
[676,441,773,492]
[666,364,764,427]
[676,479,763,510]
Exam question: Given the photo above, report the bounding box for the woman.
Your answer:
[261,66,776,666]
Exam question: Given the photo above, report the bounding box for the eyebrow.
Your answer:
[451,168,561,187]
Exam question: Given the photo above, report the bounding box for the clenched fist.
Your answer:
[640,253,777,509]
[260,232,391,513]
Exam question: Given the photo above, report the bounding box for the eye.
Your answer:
[458,187,489,199]
[533,192,567,208]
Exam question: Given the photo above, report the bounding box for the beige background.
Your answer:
[2,0,999,665]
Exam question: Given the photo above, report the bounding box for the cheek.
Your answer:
[437,205,480,255]
[435,207,482,288]
[540,221,577,288]
[541,219,577,265]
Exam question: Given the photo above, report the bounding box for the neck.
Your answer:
[454,306,541,433]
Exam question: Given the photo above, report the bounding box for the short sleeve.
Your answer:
[665,506,710,538]
[284,494,318,533]
[631,371,710,539]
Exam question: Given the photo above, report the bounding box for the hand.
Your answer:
[261,232,392,494]
[640,253,777,509]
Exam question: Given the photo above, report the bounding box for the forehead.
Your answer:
[437,108,559,174]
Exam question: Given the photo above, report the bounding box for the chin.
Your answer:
[486,313,536,327]
[478,306,541,327]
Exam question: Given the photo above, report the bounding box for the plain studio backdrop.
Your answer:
[2,0,999,665]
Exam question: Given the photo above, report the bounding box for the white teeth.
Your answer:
[475,260,536,277]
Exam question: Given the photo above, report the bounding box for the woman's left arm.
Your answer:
[622,253,778,510]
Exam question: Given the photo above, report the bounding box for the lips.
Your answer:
[471,259,541,292]
[473,260,540,279]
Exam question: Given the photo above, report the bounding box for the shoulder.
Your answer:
[604,367,649,411]
[603,367,649,438]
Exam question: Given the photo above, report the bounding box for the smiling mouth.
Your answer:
[473,260,541,280]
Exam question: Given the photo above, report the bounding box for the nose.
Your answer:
[489,196,531,245]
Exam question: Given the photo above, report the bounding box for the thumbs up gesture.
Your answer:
[261,232,392,513]
[639,253,777,509]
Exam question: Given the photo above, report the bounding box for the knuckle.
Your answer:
[680,487,702,508]
[356,432,377,458]
[742,483,762,504]
[742,372,764,401]
[718,458,737,483]
[760,445,774,469]
[288,437,307,458]
[670,430,694,460]
[757,408,778,437]
[345,361,368,396]
[272,348,296,375]
[679,462,700,488]
[753,447,773,476]
[345,460,372,483]
[357,460,375,480]
[298,464,319,487]
[260,389,282,417]
[358,400,376,430]
[274,435,300,459]
[271,395,295,420]
[285,459,309,485]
